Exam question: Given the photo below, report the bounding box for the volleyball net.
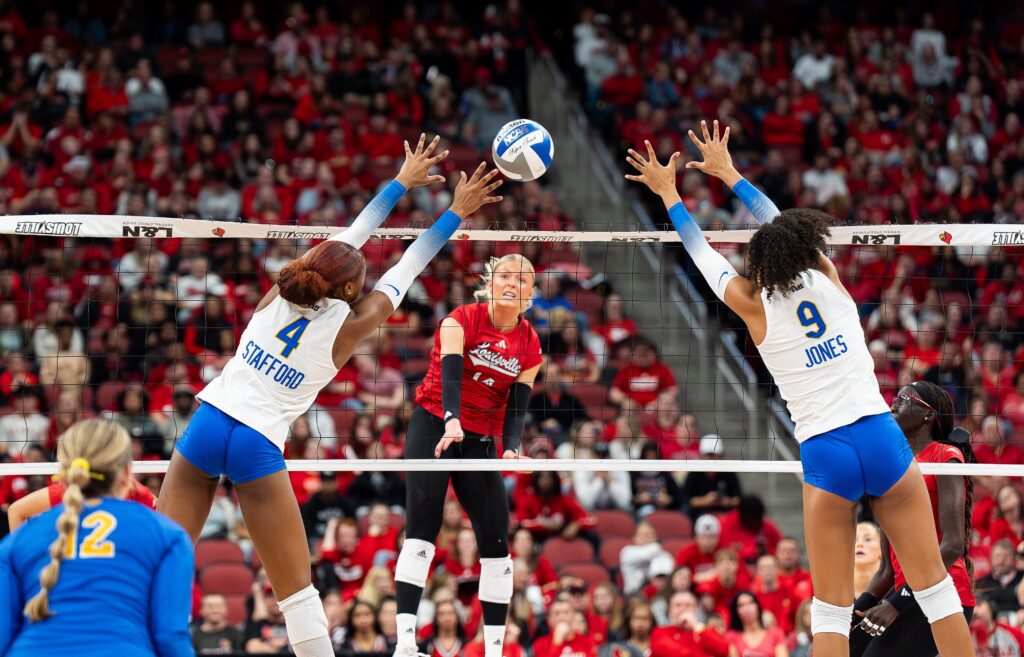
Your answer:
[0,214,1020,485]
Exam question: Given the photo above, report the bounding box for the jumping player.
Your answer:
[393,253,542,657]
[0,419,193,657]
[158,135,503,657]
[628,125,974,657]
[852,381,976,656]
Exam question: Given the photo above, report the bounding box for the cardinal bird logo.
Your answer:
[458,233,470,240]
[211,228,225,237]
[939,231,952,244]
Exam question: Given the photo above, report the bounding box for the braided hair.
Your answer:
[911,380,975,584]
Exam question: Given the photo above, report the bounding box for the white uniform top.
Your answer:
[197,294,350,449]
[756,268,889,443]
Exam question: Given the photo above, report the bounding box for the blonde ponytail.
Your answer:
[24,419,131,622]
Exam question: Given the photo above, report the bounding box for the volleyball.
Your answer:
[491,119,554,181]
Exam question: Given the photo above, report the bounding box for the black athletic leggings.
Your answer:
[849,603,974,657]
[403,405,510,559]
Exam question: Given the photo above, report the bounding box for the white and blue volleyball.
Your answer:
[492,119,554,181]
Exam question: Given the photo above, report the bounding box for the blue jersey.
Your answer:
[0,497,195,657]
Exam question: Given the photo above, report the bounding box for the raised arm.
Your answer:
[329,133,449,248]
[334,163,503,364]
[685,119,780,225]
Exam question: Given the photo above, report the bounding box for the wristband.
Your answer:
[853,592,879,614]
[441,355,464,423]
[886,584,915,613]
[501,382,532,454]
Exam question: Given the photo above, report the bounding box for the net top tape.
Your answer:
[0,458,1014,476]
[0,215,1017,247]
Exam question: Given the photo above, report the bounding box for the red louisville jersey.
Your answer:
[48,478,157,509]
[416,302,542,438]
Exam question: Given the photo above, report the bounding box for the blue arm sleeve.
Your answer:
[0,537,23,655]
[733,178,780,225]
[329,179,406,248]
[148,528,195,657]
[668,202,738,301]
[373,209,462,310]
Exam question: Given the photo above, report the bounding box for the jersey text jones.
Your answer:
[803,334,849,369]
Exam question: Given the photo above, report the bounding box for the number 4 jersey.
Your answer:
[416,302,543,437]
[755,268,888,443]
[197,294,350,450]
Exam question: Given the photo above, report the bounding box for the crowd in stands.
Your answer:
[1,0,1023,655]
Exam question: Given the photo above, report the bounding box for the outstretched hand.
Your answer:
[685,119,742,187]
[449,162,504,218]
[625,140,681,205]
[395,134,449,189]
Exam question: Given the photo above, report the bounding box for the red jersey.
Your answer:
[676,543,718,579]
[650,625,729,657]
[416,303,542,437]
[319,544,374,600]
[890,442,975,606]
[47,479,156,509]
[465,639,524,657]
[532,633,598,657]
[611,362,676,407]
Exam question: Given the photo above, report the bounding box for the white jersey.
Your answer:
[756,268,889,442]
[197,294,350,449]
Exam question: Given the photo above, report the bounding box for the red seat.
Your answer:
[662,537,693,558]
[224,593,250,626]
[199,562,254,596]
[645,511,693,540]
[195,539,245,571]
[598,536,631,570]
[326,408,359,441]
[593,510,636,538]
[571,383,608,407]
[95,381,126,412]
[540,538,594,568]
[587,405,619,422]
[559,562,610,588]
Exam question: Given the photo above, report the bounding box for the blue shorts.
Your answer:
[800,412,913,502]
[175,403,286,484]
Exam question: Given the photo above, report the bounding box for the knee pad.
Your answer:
[478,556,514,605]
[915,574,962,624]
[810,597,853,638]
[279,585,329,645]
[396,538,436,588]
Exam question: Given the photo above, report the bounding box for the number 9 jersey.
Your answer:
[197,295,351,450]
[755,268,889,443]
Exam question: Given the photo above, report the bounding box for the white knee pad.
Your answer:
[915,574,962,624]
[396,538,436,588]
[810,597,853,638]
[279,584,329,645]
[478,556,514,605]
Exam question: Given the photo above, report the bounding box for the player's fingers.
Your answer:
[404,140,413,158]
[428,174,446,184]
[423,134,439,156]
[480,194,503,205]
[482,179,504,194]
[685,161,706,170]
[626,156,645,172]
[428,149,450,165]
[416,133,426,155]
[477,168,501,186]
[469,161,487,182]
[624,174,642,181]
[722,125,730,146]
[687,129,705,150]
[669,152,681,167]
[713,119,720,142]
[644,139,656,162]
[701,119,712,145]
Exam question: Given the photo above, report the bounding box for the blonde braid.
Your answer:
[24,462,88,621]
[23,418,131,622]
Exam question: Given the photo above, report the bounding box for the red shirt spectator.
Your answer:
[515,471,596,541]
[694,550,753,622]
[717,499,782,564]
[650,592,728,657]
[610,340,678,408]
[676,515,722,582]
[319,518,375,601]
[533,599,598,657]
